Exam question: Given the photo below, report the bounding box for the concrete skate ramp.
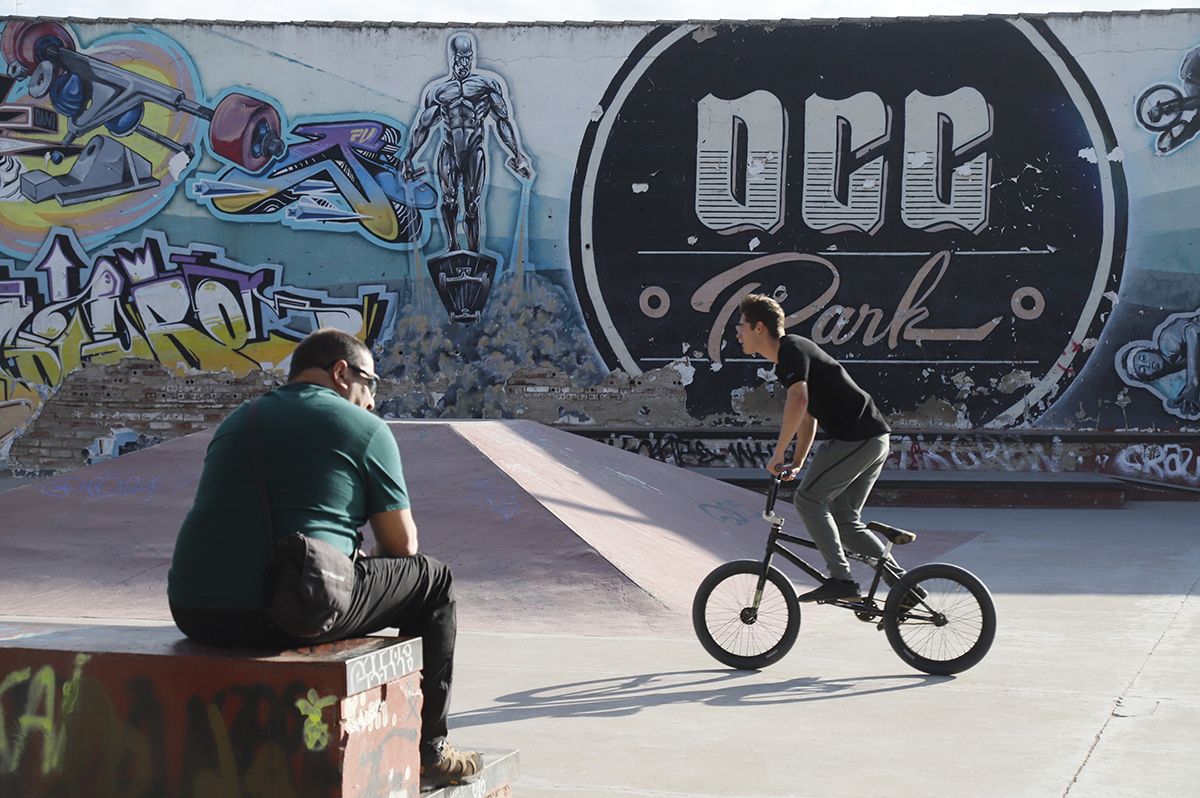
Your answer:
[0,420,974,635]
[0,431,205,622]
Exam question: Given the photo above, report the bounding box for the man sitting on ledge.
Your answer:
[167,328,480,787]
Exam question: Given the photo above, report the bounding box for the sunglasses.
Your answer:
[349,364,379,396]
[323,361,379,396]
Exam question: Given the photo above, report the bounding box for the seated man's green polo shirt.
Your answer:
[168,382,409,610]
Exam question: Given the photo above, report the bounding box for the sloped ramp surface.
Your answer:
[414,422,765,617]
[384,422,679,634]
[0,432,205,621]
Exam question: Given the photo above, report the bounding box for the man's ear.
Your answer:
[329,359,351,389]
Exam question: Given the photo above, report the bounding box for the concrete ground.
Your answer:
[445,501,1199,798]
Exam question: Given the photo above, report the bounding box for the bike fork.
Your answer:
[750,526,782,609]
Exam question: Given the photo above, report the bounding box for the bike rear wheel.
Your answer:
[882,563,996,675]
[692,560,801,670]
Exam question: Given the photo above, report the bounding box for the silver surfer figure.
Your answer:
[402,32,532,252]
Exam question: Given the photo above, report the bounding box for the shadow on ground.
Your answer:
[452,668,948,728]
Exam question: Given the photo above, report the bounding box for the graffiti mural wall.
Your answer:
[0,14,1197,472]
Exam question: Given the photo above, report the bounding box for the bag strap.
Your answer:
[247,396,275,552]
[247,393,358,563]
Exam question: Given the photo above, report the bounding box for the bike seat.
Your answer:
[866,521,917,545]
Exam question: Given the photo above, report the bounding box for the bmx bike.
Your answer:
[692,475,997,676]
[1136,82,1200,132]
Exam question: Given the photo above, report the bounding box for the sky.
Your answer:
[14,0,1199,23]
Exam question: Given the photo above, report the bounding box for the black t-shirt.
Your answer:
[776,335,890,440]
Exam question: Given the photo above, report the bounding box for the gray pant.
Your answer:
[792,434,894,583]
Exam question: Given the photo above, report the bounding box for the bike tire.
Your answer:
[692,560,801,670]
[882,563,996,676]
[1136,83,1184,131]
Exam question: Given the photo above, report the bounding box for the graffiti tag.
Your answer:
[0,653,89,775]
[191,117,437,249]
[295,689,337,752]
[39,475,165,501]
[0,228,396,443]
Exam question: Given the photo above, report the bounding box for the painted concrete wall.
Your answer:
[1,14,1198,473]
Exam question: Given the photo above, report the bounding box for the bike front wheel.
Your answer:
[1136,83,1184,131]
[692,560,801,670]
[882,563,997,676]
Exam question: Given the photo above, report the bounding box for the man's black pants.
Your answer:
[170,553,456,756]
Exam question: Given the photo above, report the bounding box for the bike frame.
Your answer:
[1161,94,1200,114]
[752,476,907,618]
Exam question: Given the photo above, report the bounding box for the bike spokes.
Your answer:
[884,564,996,675]
[705,572,790,658]
[896,579,983,655]
[692,560,802,670]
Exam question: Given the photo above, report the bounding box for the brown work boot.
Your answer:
[421,740,482,788]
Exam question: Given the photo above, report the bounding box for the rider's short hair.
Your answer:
[739,294,786,338]
[288,329,371,380]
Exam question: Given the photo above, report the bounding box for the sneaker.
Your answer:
[798,579,861,603]
[898,584,929,612]
[421,740,482,788]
